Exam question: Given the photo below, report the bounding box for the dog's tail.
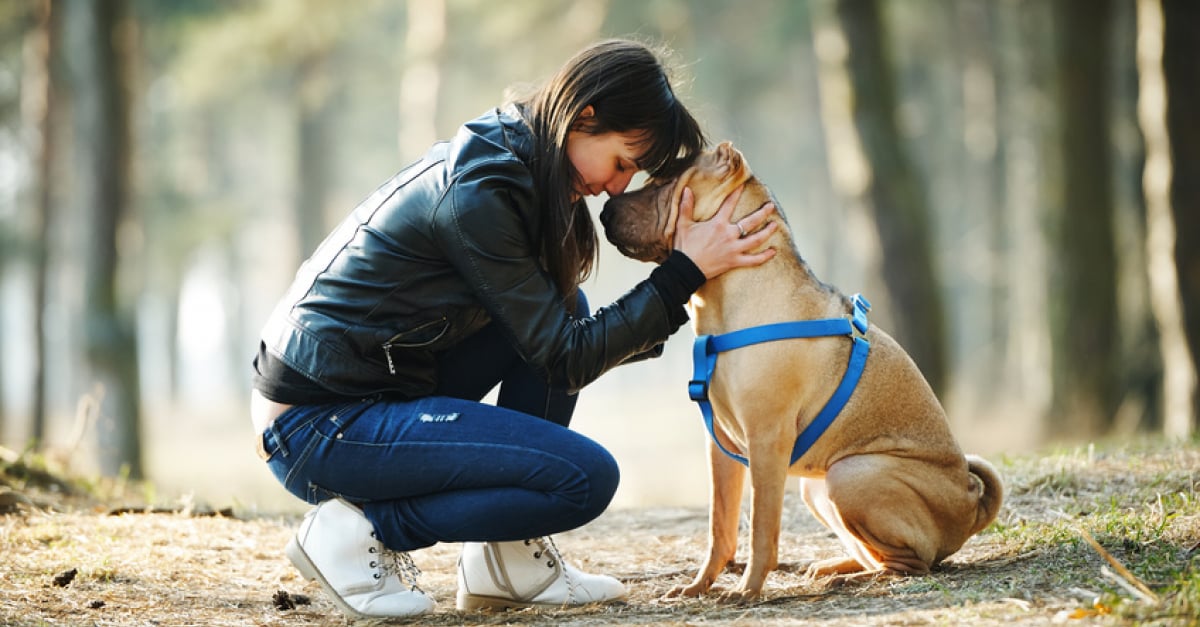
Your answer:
[965,454,1004,536]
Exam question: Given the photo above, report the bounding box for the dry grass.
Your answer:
[2,438,1198,626]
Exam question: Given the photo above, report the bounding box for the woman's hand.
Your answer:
[672,185,778,279]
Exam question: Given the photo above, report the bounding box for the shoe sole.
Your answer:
[285,536,373,619]
[456,590,625,611]
[456,591,557,611]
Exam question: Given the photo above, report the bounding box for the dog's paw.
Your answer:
[664,582,710,599]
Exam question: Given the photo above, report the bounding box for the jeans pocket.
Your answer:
[273,399,362,500]
[282,397,381,503]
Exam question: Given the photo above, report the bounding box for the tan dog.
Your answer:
[600,142,1003,602]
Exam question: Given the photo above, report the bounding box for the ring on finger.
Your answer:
[737,223,747,238]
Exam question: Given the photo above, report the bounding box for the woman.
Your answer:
[251,39,777,619]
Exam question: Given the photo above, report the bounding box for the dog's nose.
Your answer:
[598,204,612,227]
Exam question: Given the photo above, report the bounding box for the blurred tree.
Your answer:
[63,0,142,477]
[813,0,948,396]
[1141,0,1199,437]
[0,2,31,438]
[1161,0,1200,433]
[1106,0,1161,435]
[1049,0,1119,436]
[24,0,59,447]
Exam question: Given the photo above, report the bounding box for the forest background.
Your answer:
[0,0,1196,514]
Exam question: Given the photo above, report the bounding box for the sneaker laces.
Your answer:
[526,537,575,603]
[369,531,424,592]
[382,550,424,592]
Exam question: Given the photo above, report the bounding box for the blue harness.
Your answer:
[687,293,873,467]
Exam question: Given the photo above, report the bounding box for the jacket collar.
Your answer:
[498,103,536,168]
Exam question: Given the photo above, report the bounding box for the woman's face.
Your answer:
[566,108,648,201]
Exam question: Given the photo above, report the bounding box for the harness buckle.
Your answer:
[687,379,709,402]
[850,293,871,337]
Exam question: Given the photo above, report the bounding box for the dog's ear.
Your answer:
[662,168,697,247]
[715,141,747,181]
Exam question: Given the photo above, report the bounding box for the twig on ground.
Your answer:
[1076,525,1160,605]
[1051,509,1161,605]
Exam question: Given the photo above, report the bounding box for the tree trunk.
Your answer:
[63,0,143,478]
[24,0,60,447]
[1151,0,1200,437]
[818,0,949,396]
[1050,0,1119,436]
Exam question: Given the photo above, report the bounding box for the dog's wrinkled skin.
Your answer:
[600,142,1004,603]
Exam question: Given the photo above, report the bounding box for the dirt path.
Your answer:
[2,441,1197,625]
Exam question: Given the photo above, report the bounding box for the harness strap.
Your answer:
[688,294,872,467]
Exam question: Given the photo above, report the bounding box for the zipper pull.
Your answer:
[383,345,396,375]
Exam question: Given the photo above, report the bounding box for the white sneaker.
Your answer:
[285,498,434,618]
[456,537,626,610]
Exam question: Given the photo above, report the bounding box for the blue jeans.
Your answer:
[260,295,620,552]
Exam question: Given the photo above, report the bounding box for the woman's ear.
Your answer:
[579,105,595,119]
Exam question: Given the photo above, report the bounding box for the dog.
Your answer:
[599,142,1003,602]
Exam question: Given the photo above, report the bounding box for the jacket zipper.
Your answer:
[384,346,398,375]
[381,317,450,375]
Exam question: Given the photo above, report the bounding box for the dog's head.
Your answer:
[600,141,753,263]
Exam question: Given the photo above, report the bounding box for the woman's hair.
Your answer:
[513,39,706,305]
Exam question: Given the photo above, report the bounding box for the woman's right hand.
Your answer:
[672,185,778,279]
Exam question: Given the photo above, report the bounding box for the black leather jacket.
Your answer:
[257,106,703,401]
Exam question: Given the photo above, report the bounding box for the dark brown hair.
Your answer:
[514,39,706,305]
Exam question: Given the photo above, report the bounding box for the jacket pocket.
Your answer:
[381,317,449,374]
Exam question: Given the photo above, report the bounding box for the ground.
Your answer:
[1,439,1197,626]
